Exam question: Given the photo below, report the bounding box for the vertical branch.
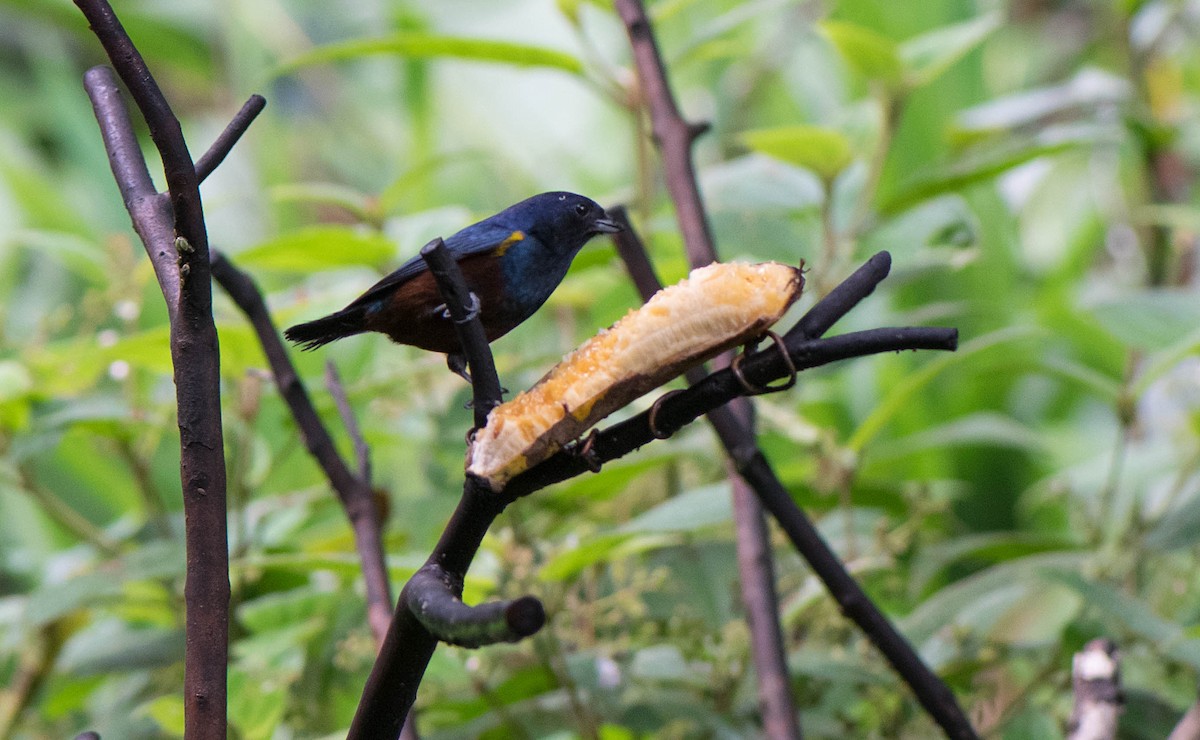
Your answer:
[612,2,798,734]
[75,0,232,733]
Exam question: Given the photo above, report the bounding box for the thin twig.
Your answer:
[210,252,393,643]
[195,94,267,183]
[325,361,373,485]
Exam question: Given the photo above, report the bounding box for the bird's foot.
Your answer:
[570,429,603,473]
[437,292,482,323]
[447,353,472,383]
[448,353,508,407]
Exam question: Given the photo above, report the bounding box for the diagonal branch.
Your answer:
[196,95,267,183]
[82,67,180,312]
[210,252,393,643]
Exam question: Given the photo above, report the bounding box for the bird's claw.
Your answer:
[571,429,603,473]
[439,292,482,324]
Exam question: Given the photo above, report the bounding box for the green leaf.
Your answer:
[277,33,585,77]
[137,695,185,738]
[538,532,676,582]
[902,552,1089,646]
[228,668,288,740]
[237,588,341,634]
[620,482,733,534]
[880,137,1090,215]
[1145,495,1200,551]
[630,644,692,681]
[57,620,184,675]
[268,182,378,223]
[7,229,107,283]
[900,13,1001,88]
[739,125,854,182]
[868,412,1045,462]
[1041,570,1190,647]
[820,21,903,88]
[235,226,397,272]
[25,572,122,627]
[0,360,33,403]
[1088,290,1200,351]
[849,327,1042,453]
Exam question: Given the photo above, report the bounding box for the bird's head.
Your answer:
[517,192,622,254]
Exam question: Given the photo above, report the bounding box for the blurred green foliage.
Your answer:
[1,0,1199,737]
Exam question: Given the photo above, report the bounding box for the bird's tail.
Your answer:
[284,307,367,351]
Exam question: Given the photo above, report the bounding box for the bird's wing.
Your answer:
[343,221,525,311]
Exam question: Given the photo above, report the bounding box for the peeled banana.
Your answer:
[466,261,804,490]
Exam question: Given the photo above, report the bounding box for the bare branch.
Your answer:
[325,361,373,485]
[210,252,393,643]
[196,95,267,183]
[350,479,511,739]
[407,567,545,648]
[420,238,504,425]
[614,0,717,267]
[82,67,180,313]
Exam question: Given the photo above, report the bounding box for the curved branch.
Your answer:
[407,567,545,648]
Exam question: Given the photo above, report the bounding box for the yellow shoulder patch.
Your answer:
[494,230,525,257]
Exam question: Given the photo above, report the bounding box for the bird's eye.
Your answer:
[574,203,589,217]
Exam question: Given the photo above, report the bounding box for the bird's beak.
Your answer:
[592,216,623,234]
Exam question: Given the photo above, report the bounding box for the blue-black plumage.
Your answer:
[284,192,620,364]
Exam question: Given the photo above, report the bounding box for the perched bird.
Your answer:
[284,192,621,378]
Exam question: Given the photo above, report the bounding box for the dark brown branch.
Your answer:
[614,0,717,267]
[613,2,797,731]
[350,240,539,738]
[210,252,393,643]
[420,238,504,426]
[350,479,512,739]
[195,94,266,184]
[75,1,229,735]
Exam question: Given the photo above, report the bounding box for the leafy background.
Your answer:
[1,0,1199,737]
